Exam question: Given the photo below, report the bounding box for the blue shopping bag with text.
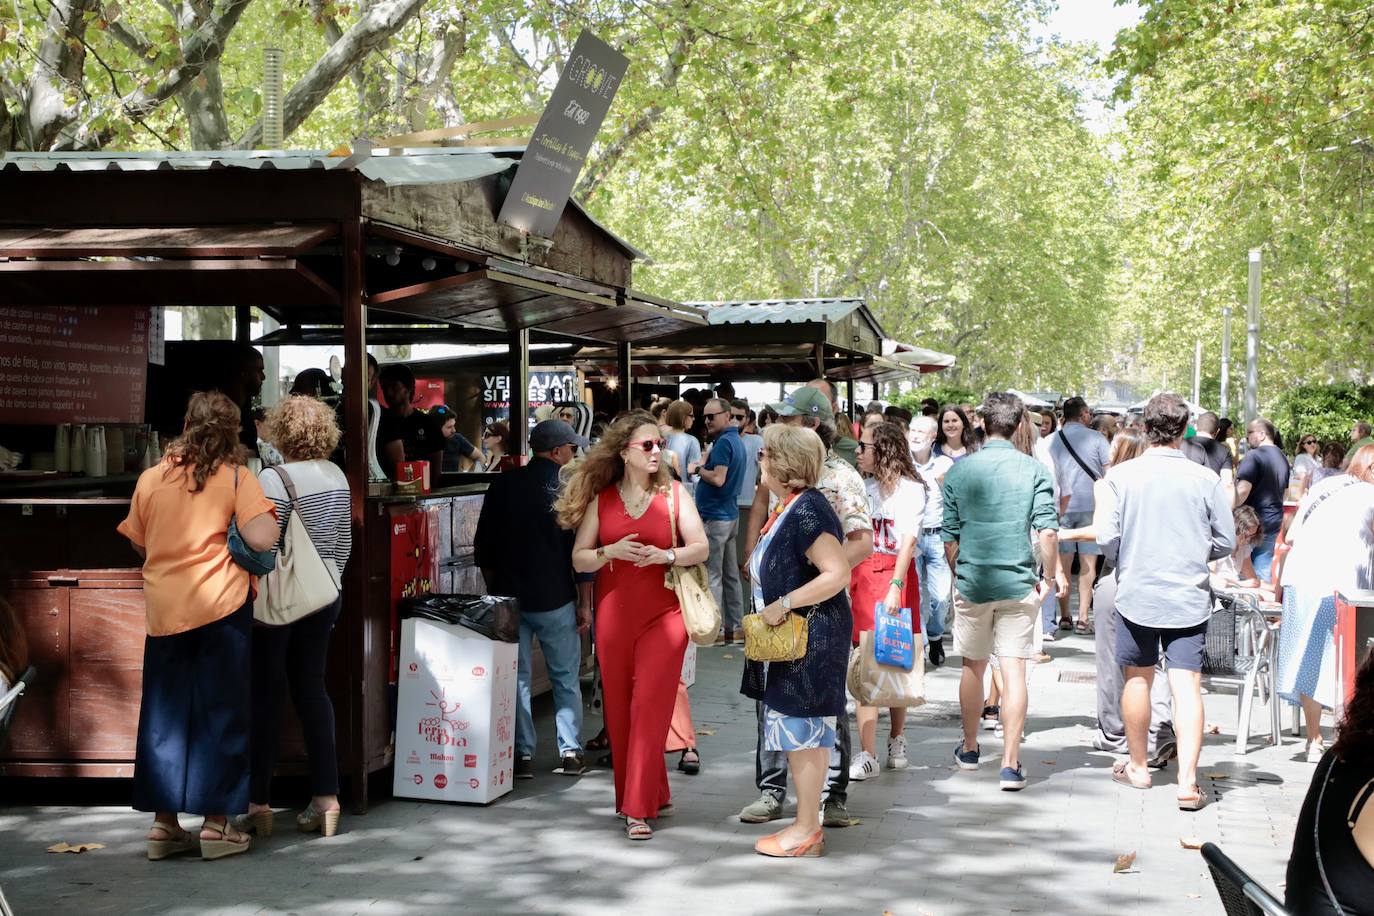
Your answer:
[874,603,915,671]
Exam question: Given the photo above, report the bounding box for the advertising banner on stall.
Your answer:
[0,306,149,424]
[497,30,629,238]
[480,368,578,431]
[413,378,445,411]
[389,505,438,684]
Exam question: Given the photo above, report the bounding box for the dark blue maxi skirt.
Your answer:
[131,599,252,815]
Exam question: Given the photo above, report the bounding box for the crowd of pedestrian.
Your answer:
[99,368,1374,885]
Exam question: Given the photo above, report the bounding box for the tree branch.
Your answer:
[20,0,101,150]
[415,22,466,127]
[234,0,426,148]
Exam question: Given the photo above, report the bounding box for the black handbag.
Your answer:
[227,465,275,576]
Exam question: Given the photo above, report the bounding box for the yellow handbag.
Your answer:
[742,611,809,662]
[664,482,722,646]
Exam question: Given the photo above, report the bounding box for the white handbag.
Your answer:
[254,466,340,626]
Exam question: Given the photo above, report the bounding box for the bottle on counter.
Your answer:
[70,424,86,474]
[85,426,105,479]
[105,426,124,475]
[55,424,71,472]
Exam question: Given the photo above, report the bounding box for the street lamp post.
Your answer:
[1220,305,1231,419]
[1245,249,1261,425]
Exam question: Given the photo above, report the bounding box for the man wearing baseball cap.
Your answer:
[475,419,593,778]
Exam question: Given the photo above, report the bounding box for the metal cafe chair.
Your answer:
[0,665,36,916]
[1204,593,1282,754]
[1201,842,1292,916]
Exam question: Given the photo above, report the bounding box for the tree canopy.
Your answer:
[4,1,1369,401]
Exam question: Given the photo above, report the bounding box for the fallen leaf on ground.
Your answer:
[721,653,734,660]
[1180,836,1203,850]
[1041,760,1056,765]
[1203,772,1230,780]
[47,842,104,853]
[1113,851,1137,873]
[695,727,715,736]
[1186,893,1201,899]
[1205,723,1222,735]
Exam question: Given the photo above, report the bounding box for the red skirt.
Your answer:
[849,553,920,645]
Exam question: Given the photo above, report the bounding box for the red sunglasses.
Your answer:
[628,438,665,453]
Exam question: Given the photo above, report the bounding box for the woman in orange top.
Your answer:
[118,391,278,862]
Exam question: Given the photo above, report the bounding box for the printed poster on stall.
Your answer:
[480,369,578,432]
[0,306,150,424]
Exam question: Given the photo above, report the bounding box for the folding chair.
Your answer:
[1205,594,1282,753]
[1201,842,1292,915]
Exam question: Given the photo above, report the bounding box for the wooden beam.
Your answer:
[367,114,539,150]
[617,340,633,413]
[339,179,370,815]
[509,328,530,457]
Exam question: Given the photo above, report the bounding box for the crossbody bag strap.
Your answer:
[1059,428,1100,482]
[667,481,680,549]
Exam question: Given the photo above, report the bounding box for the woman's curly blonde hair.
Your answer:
[555,410,669,529]
[265,395,341,461]
[163,391,246,492]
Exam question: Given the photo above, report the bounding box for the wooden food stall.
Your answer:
[0,148,703,809]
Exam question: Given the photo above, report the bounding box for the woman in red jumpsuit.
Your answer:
[558,410,709,840]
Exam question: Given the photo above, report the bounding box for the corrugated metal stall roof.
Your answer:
[688,298,869,326]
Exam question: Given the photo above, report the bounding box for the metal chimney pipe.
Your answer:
[262,48,284,149]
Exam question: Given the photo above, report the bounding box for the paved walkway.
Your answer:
[0,630,1314,915]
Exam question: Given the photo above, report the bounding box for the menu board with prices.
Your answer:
[0,306,150,424]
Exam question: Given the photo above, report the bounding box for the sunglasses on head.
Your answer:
[628,438,665,453]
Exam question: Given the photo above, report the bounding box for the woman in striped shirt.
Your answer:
[241,395,353,839]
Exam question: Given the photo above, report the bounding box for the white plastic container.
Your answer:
[393,617,517,805]
[54,424,70,472]
[70,425,86,473]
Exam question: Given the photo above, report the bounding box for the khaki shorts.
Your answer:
[952,587,1040,660]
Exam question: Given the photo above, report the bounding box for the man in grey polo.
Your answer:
[1099,392,1234,810]
[1048,396,1110,633]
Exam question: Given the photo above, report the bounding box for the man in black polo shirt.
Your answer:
[474,419,592,777]
[1180,411,1234,486]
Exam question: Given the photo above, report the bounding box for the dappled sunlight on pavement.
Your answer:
[0,630,1312,915]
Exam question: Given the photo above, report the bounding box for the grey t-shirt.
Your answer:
[1049,422,1111,514]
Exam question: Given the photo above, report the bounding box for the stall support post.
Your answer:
[813,342,825,379]
[617,340,633,413]
[1245,249,1261,425]
[340,201,370,814]
[234,304,252,343]
[509,328,529,456]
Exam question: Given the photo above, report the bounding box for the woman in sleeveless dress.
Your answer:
[558,411,709,841]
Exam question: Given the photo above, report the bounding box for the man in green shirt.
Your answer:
[943,392,1064,792]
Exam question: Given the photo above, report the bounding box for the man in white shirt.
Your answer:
[910,415,954,666]
[1047,397,1110,633]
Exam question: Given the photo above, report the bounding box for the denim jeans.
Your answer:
[516,602,584,758]
[1250,530,1279,583]
[705,518,744,631]
[916,532,952,646]
[755,700,851,805]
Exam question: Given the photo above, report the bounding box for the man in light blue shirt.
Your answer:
[1048,396,1111,633]
[1098,392,1234,809]
[695,396,746,643]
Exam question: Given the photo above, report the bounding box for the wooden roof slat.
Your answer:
[0,223,337,258]
[0,258,340,307]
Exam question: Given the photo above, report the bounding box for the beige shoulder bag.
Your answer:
[254,466,340,627]
[664,482,722,646]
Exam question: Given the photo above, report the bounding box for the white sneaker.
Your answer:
[887,734,909,770]
[1306,740,1325,763]
[849,750,880,781]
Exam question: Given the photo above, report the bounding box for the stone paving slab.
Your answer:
[0,631,1313,915]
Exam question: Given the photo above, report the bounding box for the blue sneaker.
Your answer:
[953,743,980,770]
[1000,764,1027,791]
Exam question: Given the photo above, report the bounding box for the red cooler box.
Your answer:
[393,617,518,804]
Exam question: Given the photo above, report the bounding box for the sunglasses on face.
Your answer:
[856,441,871,453]
[1302,439,1316,445]
[702,410,728,420]
[628,438,665,453]
[730,413,747,421]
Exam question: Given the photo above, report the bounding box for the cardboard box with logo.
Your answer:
[393,617,518,804]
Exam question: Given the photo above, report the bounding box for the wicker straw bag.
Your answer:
[664,482,721,646]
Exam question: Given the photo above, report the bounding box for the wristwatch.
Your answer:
[781,593,792,611]
[665,548,677,566]
[596,546,607,562]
